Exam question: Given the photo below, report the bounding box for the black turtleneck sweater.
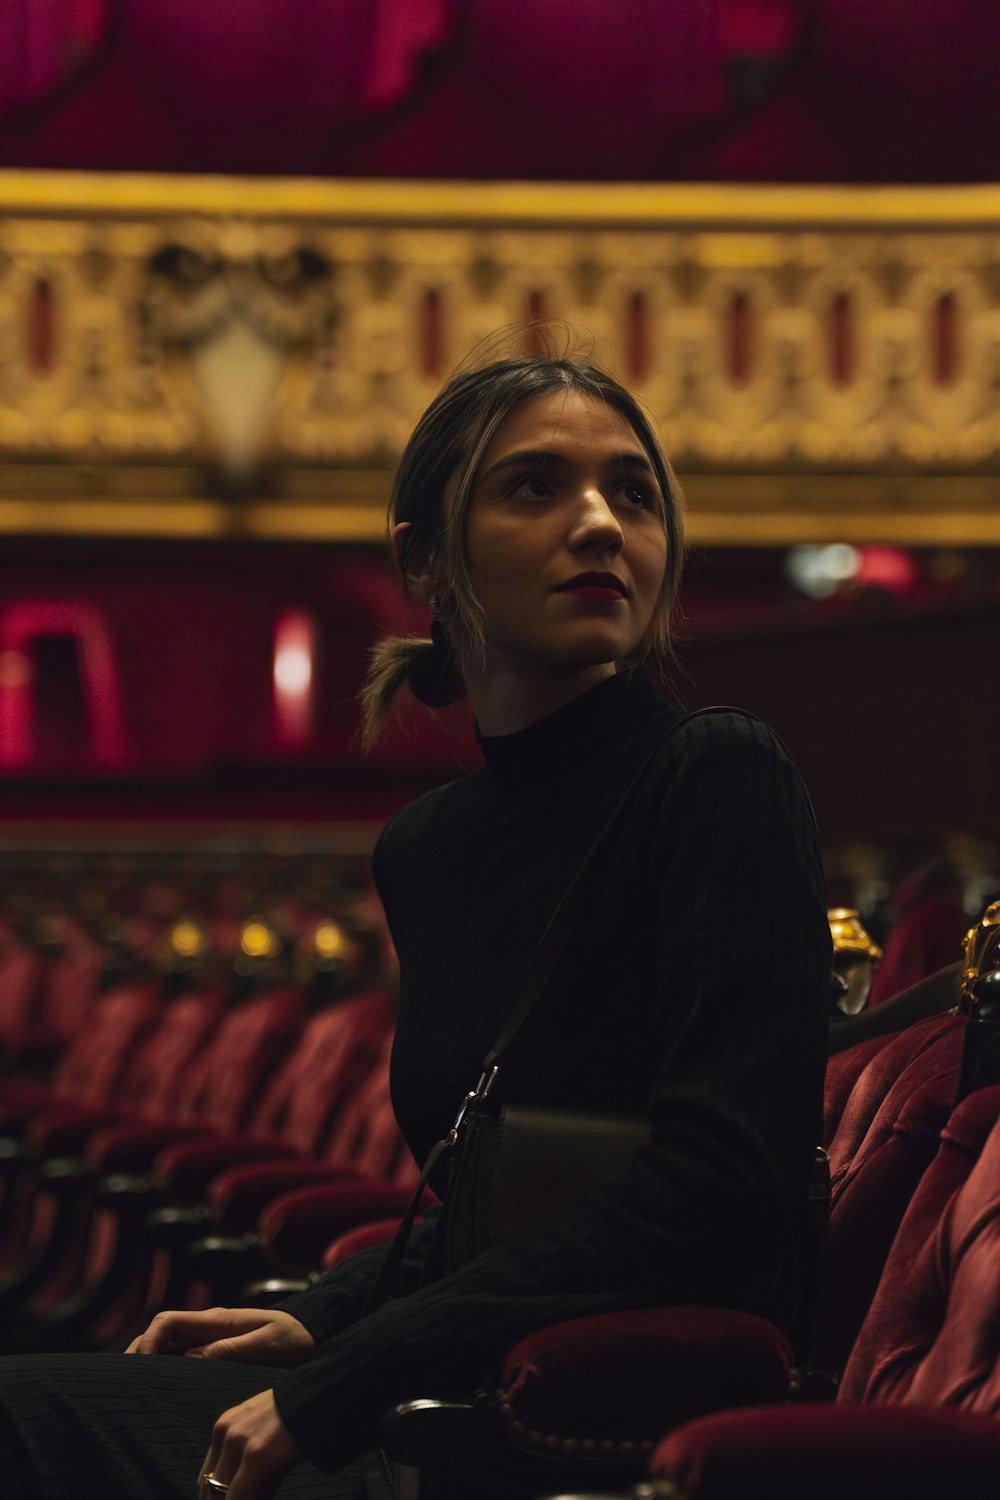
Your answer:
[275,670,831,1473]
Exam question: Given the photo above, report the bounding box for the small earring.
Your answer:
[428,592,446,624]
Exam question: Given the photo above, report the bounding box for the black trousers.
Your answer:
[0,1354,356,1498]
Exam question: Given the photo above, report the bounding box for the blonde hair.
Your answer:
[362,350,685,746]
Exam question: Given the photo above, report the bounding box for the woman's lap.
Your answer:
[0,1353,355,1499]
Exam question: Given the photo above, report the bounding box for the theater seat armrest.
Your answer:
[88,1121,220,1173]
[209,1160,363,1233]
[153,1136,296,1202]
[260,1181,426,1270]
[27,1105,129,1155]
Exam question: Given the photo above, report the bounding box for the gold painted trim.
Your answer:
[4,169,1000,228]
[0,495,996,545]
[686,512,1000,546]
[0,500,236,538]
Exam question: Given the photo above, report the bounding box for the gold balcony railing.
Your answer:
[1,172,999,544]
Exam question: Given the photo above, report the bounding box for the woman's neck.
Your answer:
[463,656,618,736]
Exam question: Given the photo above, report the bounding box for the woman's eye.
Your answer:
[515,475,551,499]
[622,483,652,508]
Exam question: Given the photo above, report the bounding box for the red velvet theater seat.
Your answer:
[496,1308,795,1463]
[150,986,396,1206]
[825,1012,963,1193]
[23,984,228,1158]
[840,1084,1000,1410]
[0,984,227,1316]
[0,924,45,1064]
[83,984,305,1172]
[203,1027,405,1239]
[379,1014,971,1493]
[0,977,164,1274]
[483,1015,967,1459]
[0,974,163,1135]
[648,1403,1000,1500]
[247,1048,423,1273]
[822,1030,896,1145]
[814,1075,950,1372]
[321,1216,406,1270]
[1,985,306,1348]
[648,1085,1000,1500]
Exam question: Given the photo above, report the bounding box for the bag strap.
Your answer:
[480,705,724,1077]
[362,703,727,1313]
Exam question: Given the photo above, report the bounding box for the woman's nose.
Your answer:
[569,488,624,553]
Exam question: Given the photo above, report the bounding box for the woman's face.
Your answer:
[461,389,669,681]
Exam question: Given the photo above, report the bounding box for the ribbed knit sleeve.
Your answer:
[276,1212,440,1346]
[272,710,830,1474]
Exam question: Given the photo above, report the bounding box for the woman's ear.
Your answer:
[392,522,443,607]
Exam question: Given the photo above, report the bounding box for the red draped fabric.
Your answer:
[0,0,116,116]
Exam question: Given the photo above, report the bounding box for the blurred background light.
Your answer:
[785,543,862,598]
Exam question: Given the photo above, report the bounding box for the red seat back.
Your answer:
[37,928,104,1056]
[320,1031,413,1184]
[812,1067,960,1375]
[244,987,396,1155]
[827,1014,963,1192]
[841,1084,1000,1411]
[807,1016,966,1373]
[823,1032,897,1146]
[0,932,45,1059]
[52,977,163,1106]
[171,985,305,1132]
[111,985,229,1115]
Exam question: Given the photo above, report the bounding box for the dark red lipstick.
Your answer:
[555,572,628,601]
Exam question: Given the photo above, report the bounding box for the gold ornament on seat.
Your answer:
[962,900,1000,1011]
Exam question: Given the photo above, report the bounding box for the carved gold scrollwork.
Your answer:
[0,175,999,541]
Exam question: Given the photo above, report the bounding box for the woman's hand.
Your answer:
[125,1306,316,1366]
[198,1389,303,1500]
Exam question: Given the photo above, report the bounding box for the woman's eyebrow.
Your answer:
[479,448,656,482]
[478,449,566,482]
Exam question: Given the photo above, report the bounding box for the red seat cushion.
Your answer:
[649,1402,1000,1500]
[498,1308,794,1448]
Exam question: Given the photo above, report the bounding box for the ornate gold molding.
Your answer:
[1,171,1000,544]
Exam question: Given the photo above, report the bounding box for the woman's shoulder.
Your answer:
[657,704,793,766]
[373,767,491,868]
[642,704,809,815]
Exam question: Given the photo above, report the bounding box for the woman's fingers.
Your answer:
[199,1391,303,1500]
[126,1308,228,1356]
[196,1310,316,1367]
[126,1306,256,1356]
[128,1307,315,1369]
[196,1325,289,1365]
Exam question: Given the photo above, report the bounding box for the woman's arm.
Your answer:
[274,1210,439,1345]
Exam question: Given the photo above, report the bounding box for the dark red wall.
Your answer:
[0,540,997,846]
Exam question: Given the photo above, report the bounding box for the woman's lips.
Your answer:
[557,584,627,602]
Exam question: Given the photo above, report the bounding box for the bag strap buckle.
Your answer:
[448,1066,499,1143]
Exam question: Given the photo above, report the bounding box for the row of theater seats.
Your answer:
[377,901,1000,1500]
[0,866,424,1351]
[1,871,998,1497]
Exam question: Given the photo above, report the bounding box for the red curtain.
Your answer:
[0,0,117,117]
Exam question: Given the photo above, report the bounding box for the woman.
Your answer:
[0,353,830,1498]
